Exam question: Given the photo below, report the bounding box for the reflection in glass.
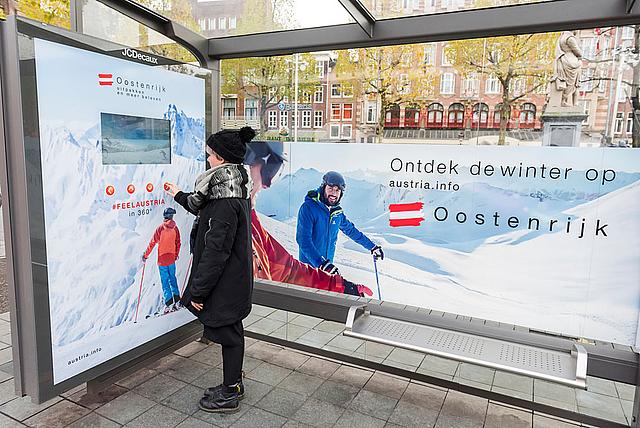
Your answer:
[133,0,353,38]
[361,0,556,20]
[220,25,639,148]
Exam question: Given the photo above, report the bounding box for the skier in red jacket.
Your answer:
[245,142,371,297]
[143,207,182,313]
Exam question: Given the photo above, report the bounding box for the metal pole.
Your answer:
[294,53,299,143]
[69,0,84,33]
[0,15,37,398]
[605,27,620,144]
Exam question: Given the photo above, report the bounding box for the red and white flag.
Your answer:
[98,73,113,86]
[388,202,425,227]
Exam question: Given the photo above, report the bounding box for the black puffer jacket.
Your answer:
[175,192,253,328]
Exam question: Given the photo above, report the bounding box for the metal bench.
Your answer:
[344,305,588,389]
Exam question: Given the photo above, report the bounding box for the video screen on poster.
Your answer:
[101,113,172,165]
[34,38,205,384]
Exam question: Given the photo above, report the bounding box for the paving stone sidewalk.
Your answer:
[0,311,612,428]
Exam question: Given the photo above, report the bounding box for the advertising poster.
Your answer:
[34,39,204,383]
[255,143,640,346]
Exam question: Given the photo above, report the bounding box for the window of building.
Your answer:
[486,75,501,94]
[462,74,479,97]
[331,84,342,97]
[622,26,635,40]
[399,74,410,94]
[223,98,236,118]
[519,103,536,124]
[441,45,452,66]
[331,103,341,120]
[343,103,353,120]
[316,61,325,78]
[581,68,595,92]
[268,110,277,128]
[615,112,624,134]
[302,110,311,128]
[494,103,511,125]
[448,103,464,127]
[244,98,258,119]
[280,111,288,128]
[330,124,340,139]
[472,103,489,126]
[627,112,634,134]
[599,70,607,93]
[229,16,237,29]
[366,101,377,123]
[581,38,597,59]
[342,124,352,139]
[314,86,323,103]
[512,78,526,97]
[440,73,455,94]
[342,83,354,97]
[427,102,444,127]
[423,44,435,65]
[314,110,323,128]
[301,91,312,103]
[218,17,227,30]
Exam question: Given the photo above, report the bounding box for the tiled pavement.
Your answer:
[0,309,634,427]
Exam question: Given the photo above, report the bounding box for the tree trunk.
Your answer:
[633,25,640,148]
[260,94,268,136]
[377,93,386,144]
[498,83,510,146]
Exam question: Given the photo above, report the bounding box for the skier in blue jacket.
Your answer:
[296,171,384,275]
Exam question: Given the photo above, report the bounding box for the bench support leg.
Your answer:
[632,364,640,427]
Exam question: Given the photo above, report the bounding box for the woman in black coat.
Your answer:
[165,127,254,413]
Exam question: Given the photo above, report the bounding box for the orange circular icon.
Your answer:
[105,185,115,196]
[164,182,170,191]
[127,184,135,194]
[146,183,154,192]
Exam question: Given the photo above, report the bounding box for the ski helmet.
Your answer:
[320,171,346,205]
[244,141,287,187]
[163,207,177,219]
[322,171,346,191]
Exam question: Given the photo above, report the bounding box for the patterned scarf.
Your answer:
[185,163,252,213]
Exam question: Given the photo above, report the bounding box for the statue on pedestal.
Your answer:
[548,31,583,109]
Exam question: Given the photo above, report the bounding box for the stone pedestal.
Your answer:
[541,109,587,147]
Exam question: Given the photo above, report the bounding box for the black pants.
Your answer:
[203,321,244,386]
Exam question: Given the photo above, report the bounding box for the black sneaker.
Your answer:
[198,384,240,413]
[204,379,244,400]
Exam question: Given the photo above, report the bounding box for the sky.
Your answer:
[293,0,354,28]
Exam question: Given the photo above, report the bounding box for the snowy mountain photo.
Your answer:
[34,38,206,383]
[255,143,640,346]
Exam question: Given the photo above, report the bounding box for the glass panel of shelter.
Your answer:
[129,0,354,39]
[221,26,637,148]
[361,0,558,20]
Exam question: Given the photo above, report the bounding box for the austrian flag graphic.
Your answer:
[98,73,113,86]
[389,202,425,227]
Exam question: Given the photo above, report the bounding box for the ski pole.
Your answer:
[134,261,146,323]
[373,255,382,300]
[180,254,193,295]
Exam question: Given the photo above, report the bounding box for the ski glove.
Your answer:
[371,245,384,260]
[343,280,373,297]
[141,254,147,262]
[320,260,340,275]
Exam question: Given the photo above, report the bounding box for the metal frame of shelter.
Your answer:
[1,0,640,426]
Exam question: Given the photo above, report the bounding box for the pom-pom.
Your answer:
[238,126,256,144]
